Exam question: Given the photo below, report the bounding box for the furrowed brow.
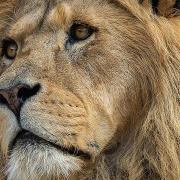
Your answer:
[48,3,72,29]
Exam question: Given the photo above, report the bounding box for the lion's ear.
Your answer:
[141,0,179,17]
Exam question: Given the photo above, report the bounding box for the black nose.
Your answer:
[0,84,40,117]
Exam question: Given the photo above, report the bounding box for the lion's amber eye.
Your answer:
[69,23,95,42]
[2,38,18,60]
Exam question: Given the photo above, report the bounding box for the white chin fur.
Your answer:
[7,145,83,180]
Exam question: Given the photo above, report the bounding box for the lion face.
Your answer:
[0,0,179,179]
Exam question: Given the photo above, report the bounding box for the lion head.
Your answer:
[0,0,179,179]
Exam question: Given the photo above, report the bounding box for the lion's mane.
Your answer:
[86,1,180,180]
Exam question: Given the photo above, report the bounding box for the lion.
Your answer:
[0,0,179,179]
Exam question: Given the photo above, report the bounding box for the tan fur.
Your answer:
[158,0,177,16]
[0,0,179,179]
[48,3,73,28]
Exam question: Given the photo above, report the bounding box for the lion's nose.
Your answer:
[0,84,40,117]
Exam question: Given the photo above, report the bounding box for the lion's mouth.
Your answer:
[10,130,91,160]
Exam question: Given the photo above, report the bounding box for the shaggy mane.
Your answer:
[0,0,179,180]
[87,1,180,180]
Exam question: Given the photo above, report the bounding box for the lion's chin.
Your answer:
[6,131,83,180]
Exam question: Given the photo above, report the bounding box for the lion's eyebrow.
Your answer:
[9,3,47,39]
[48,3,72,29]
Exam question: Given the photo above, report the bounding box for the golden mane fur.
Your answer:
[92,2,180,179]
[0,0,179,179]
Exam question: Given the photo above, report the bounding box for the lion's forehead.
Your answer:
[9,0,119,39]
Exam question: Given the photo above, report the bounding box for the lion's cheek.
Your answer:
[84,109,118,156]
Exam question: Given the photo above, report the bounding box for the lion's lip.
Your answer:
[10,130,91,160]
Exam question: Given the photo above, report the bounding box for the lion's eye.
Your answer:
[69,23,95,42]
[2,38,18,60]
